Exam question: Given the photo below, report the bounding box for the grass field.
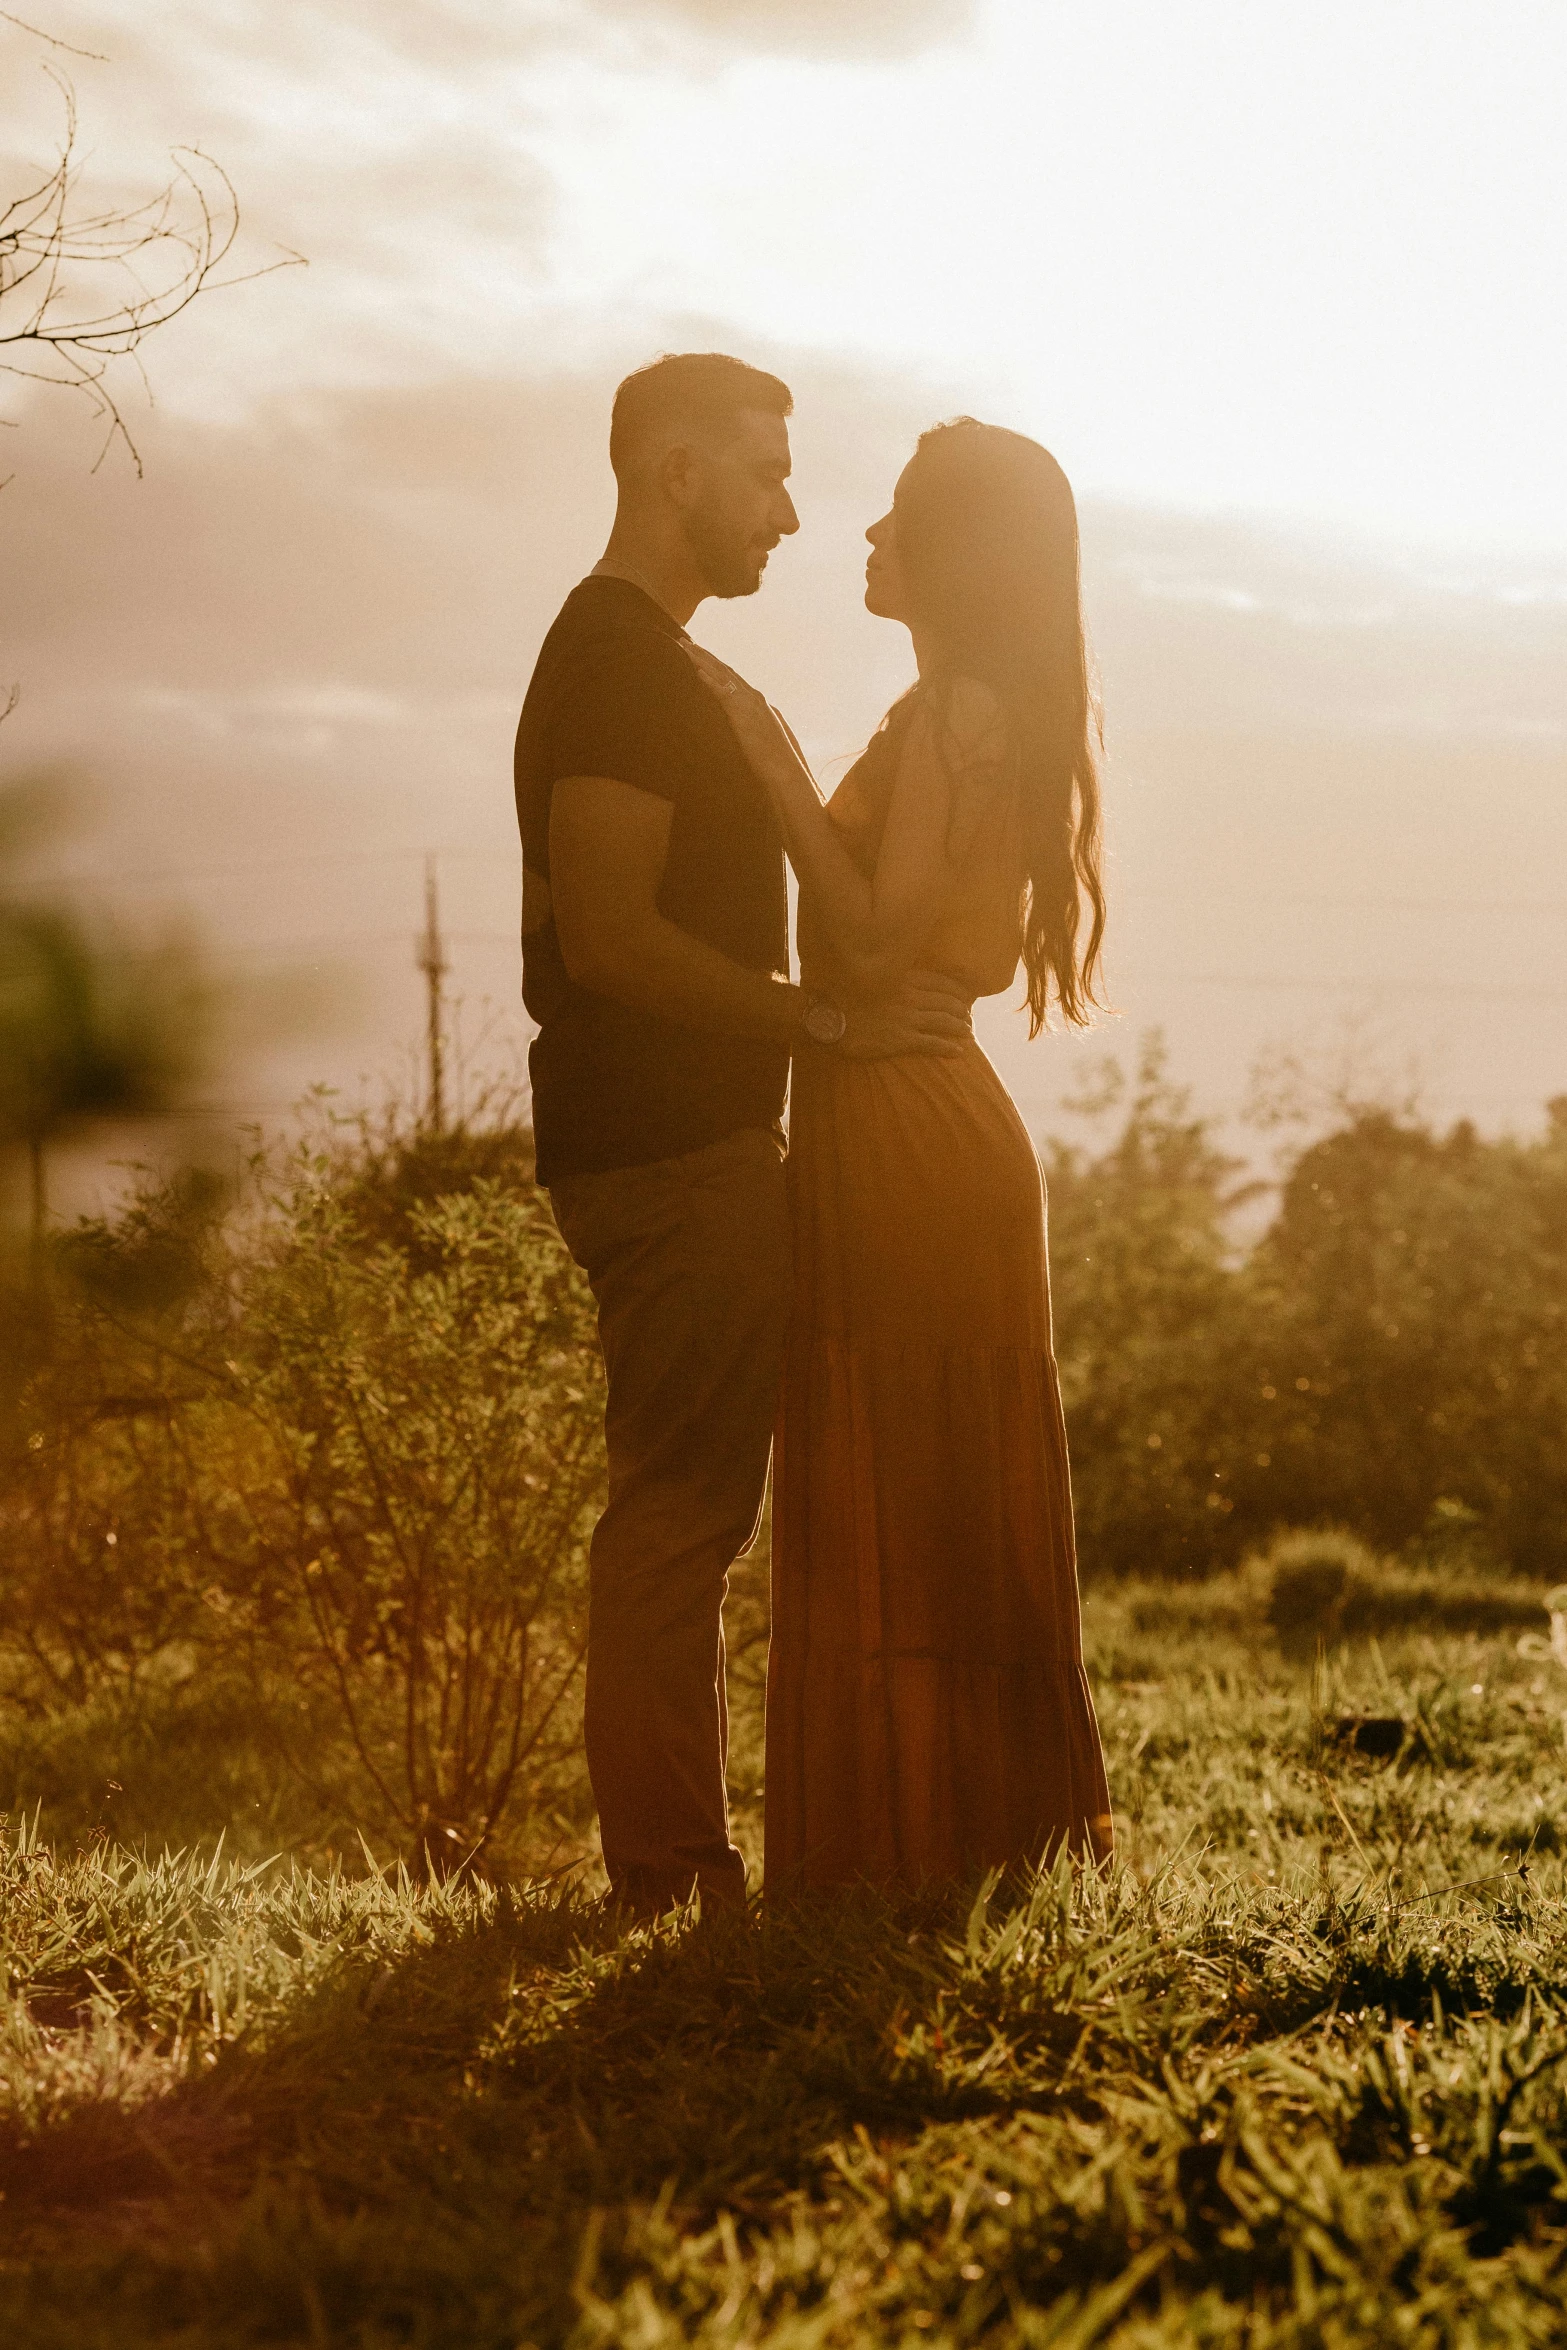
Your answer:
[6,1567,1567,2347]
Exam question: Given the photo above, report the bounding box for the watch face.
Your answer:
[804,998,846,1045]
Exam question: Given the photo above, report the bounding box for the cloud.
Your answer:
[583,0,979,61]
[0,4,570,414]
[1,0,982,427]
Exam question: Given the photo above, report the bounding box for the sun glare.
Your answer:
[529,0,1567,546]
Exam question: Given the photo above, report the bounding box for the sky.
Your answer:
[2,0,1565,1206]
[10,0,1566,543]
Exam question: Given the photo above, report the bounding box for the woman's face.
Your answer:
[864,464,917,624]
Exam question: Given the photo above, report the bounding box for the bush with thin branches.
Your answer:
[0,1123,604,1873]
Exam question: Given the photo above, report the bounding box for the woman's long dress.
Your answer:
[766,724,1113,1891]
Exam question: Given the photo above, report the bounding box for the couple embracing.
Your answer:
[515,351,1113,1914]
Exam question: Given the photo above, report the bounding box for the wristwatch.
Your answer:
[801,992,847,1047]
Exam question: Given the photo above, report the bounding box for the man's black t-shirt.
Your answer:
[515,576,790,1185]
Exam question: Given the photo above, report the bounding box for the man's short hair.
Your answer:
[609,352,793,484]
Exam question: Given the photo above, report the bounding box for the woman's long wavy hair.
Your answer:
[887,418,1106,1033]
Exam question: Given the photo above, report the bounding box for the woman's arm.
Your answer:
[690,650,1003,995]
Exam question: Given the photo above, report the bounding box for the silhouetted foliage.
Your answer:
[1245,1100,1567,1571]
[0,774,212,1240]
[1045,1038,1256,1574]
[0,1114,601,1873]
[336,1112,537,1270]
[0,901,206,1236]
[1049,1047,1567,1578]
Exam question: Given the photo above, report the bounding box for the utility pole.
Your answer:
[416,854,449,1135]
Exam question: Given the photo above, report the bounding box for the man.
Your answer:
[514,351,969,1915]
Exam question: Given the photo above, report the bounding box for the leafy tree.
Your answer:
[0,898,205,1243]
[1044,1036,1260,1575]
[1046,1045,1567,1581]
[1249,1103,1567,1571]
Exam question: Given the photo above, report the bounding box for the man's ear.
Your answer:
[658,438,700,511]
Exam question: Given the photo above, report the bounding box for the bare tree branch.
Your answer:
[0,10,108,62]
[1,58,305,474]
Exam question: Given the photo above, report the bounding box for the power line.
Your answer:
[25,845,1567,919]
[100,928,520,966]
[22,838,1567,1004]
[102,926,1567,1004]
[30,844,511,891]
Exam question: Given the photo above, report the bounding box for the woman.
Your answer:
[691,418,1113,1891]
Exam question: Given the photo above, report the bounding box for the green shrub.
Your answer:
[230,1166,603,1872]
[1051,1060,1567,1580]
[1264,1528,1372,1654]
[0,1118,606,1875]
[1252,1526,1548,1661]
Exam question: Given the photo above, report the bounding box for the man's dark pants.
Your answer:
[548,1125,791,1912]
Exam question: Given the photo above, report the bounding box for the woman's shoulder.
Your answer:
[935,673,1009,759]
[900,673,1009,771]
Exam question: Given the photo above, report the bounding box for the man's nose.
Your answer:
[778,490,800,536]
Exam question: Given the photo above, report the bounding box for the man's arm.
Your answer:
[547,774,805,1042]
[543,775,973,1058]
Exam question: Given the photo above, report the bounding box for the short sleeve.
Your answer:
[543,626,696,804]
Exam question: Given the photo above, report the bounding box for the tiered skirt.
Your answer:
[766,1039,1113,1890]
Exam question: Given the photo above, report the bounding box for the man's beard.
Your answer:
[682,505,770,600]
